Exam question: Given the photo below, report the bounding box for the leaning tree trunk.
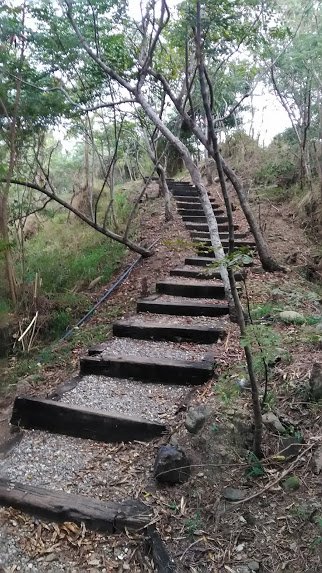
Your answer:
[0,191,17,304]
[156,165,173,222]
[136,91,233,306]
[155,79,282,272]
[221,158,284,272]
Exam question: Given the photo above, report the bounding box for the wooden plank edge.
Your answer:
[11,396,166,443]
[145,525,176,572]
[0,478,152,532]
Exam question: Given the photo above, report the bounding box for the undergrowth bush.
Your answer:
[23,221,125,294]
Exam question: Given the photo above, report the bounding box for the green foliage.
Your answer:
[0,299,11,322]
[250,302,282,321]
[254,133,299,189]
[246,452,265,478]
[184,512,203,537]
[23,224,125,294]
[215,373,241,405]
[240,323,282,378]
[283,475,300,492]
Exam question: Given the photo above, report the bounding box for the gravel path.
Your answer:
[0,427,160,501]
[151,294,229,305]
[117,312,228,328]
[97,336,212,361]
[62,374,189,422]
[0,432,104,493]
[157,276,224,286]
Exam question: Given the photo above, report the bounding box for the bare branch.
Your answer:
[2,177,152,257]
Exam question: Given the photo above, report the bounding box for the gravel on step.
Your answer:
[0,429,160,502]
[117,312,229,328]
[151,294,228,305]
[62,374,189,422]
[98,336,212,362]
[158,276,223,285]
[0,431,105,493]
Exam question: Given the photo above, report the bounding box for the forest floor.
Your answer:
[0,180,322,572]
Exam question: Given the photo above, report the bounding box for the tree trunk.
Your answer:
[156,165,173,222]
[221,158,284,272]
[154,75,282,272]
[136,91,233,305]
[0,192,17,304]
[228,268,263,458]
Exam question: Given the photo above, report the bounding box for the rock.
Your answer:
[280,435,304,459]
[247,561,260,571]
[236,377,251,391]
[185,404,210,434]
[223,487,247,502]
[285,252,298,264]
[309,363,322,401]
[235,567,250,573]
[315,322,322,334]
[283,475,300,491]
[279,310,305,324]
[313,446,322,474]
[262,412,286,434]
[0,323,11,358]
[154,445,190,484]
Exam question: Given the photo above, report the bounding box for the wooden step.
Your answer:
[156,278,225,299]
[0,478,152,533]
[178,208,225,217]
[185,222,239,232]
[170,266,242,281]
[185,256,224,267]
[171,189,199,197]
[113,319,226,344]
[11,396,166,442]
[175,199,220,208]
[185,256,253,267]
[190,231,249,240]
[174,196,219,205]
[197,244,256,257]
[137,296,229,317]
[182,215,228,223]
[80,355,214,385]
[194,239,256,249]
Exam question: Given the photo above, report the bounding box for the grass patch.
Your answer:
[23,225,126,294]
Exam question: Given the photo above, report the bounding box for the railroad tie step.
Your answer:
[182,215,228,223]
[137,296,229,317]
[196,244,256,257]
[190,231,250,240]
[175,199,220,208]
[0,478,152,532]
[113,318,226,343]
[194,239,256,249]
[170,266,242,281]
[185,222,239,232]
[80,354,214,385]
[10,396,166,442]
[156,278,225,299]
[171,189,199,197]
[174,196,220,206]
[185,256,254,267]
[178,208,225,217]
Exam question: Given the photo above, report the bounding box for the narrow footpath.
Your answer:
[0,180,255,572]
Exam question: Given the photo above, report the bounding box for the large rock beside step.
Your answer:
[279,310,305,324]
[185,404,211,434]
[309,362,322,401]
[262,411,286,434]
[154,445,190,484]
